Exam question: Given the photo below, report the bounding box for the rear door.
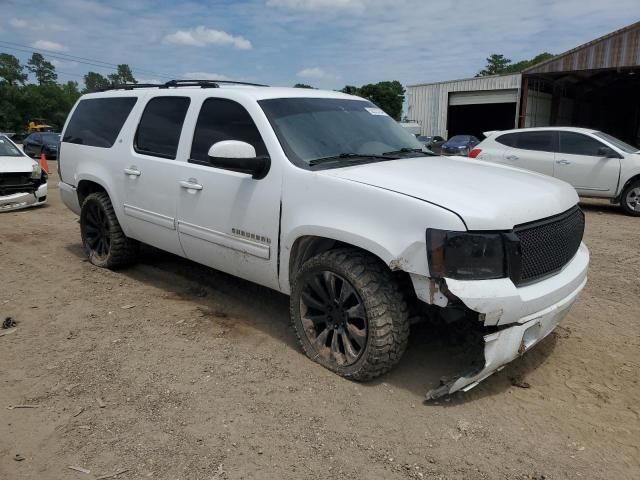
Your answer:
[499,131,556,177]
[121,96,191,256]
[175,97,282,290]
[555,131,620,194]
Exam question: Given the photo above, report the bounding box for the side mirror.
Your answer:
[207,140,270,179]
[597,146,620,159]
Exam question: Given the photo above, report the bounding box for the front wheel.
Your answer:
[620,180,640,216]
[290,248,409,381]
[80,192,138,269]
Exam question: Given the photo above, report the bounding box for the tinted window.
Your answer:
[497,131,555,152]
[63,97,137,148]
[191,98,267,163]
[559,132,607,156]
[496,133,517,147]
[41,133,60,144]
[135,97,190,159]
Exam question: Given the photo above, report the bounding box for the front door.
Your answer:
[555,131,620,195]
[121,96,191,256]
[176,97,282,290]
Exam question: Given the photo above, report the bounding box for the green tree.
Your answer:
[0,53,28,86]
[356,80,405,120]
[476,54,511,77]
[83,71,111,92]
[26,53,58,85]
[107,64,137,85]
[476,52,555,77]
[340,85,359,95]
[502,52,555,74]
[293,83,314,88]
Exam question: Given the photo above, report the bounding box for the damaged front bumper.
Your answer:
[422,242,589,399]
[0,183,48,212]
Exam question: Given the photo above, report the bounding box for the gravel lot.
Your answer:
[1,165,639,480]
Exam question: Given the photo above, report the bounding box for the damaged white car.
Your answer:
[0,134,48,212]
[58,83,589,397]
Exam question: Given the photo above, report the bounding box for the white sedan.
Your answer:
[0,134,48,212]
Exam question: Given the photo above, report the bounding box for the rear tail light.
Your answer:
[469,148,482,158]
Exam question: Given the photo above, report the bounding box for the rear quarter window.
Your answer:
[496,131,555,152]
[63,97,137,148]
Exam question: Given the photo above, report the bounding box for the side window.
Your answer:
[497,131,555,152]
[495,133,517,147]
[135,97,190,159]
[63,97,137,148]
[190,98,267,164]
[515,132,555,152]
[559,132,605,156]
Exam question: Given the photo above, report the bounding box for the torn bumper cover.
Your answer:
[426,242,589,399]
[0,183,48,212]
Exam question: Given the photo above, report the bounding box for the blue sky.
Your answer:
[1,0,638,89]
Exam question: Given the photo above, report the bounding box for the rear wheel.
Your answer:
[80,192,138,268]
[290,248,409,381]
[620,180,640,216]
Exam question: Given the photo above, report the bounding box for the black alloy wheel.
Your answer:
[300,271,368,366]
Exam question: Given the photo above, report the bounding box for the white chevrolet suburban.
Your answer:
[58,80,589,398]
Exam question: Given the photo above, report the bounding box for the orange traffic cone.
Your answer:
[39,152,49,174]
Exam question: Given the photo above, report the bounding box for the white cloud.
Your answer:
[32,40,68,52]
[267,0,366,10]
[297,67,337,80]
[163,26,252,49]
[183,72,231,81]
[9,18,28,28]
[50,59,79,68]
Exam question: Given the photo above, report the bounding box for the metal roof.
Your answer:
[524,21,640,74]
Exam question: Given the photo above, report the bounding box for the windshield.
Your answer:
[0,136,24,157]
[417,136,433,142]
[447,135,472,144]
[593,131,638,153]
[41,133,60,143]
[258,98,425,167]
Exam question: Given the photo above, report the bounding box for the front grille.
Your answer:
[0,172,36,196]
[513,205,585,285]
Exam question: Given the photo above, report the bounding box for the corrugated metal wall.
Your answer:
[407,74,521,137]
[525,21,640,74]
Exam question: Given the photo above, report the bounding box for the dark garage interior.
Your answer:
[522,69,640,147]
[447,102,517,140]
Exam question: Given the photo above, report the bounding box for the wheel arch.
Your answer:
[284,233,415,300]
[617,172,640,201]
[77,178,108,207]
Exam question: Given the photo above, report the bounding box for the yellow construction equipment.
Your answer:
[27,119,55,134]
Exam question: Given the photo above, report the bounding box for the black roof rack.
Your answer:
[96,79,268,92]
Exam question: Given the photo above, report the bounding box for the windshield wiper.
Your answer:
[382,148,435,156]
[308,153,395,166]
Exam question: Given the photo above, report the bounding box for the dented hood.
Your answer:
[321,156,578,230]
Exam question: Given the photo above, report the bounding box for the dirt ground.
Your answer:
[1,165,639,480]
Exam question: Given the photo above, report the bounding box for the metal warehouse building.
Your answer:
[407,21,640,147]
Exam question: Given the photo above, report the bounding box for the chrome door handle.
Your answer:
[556,159,571,165]
[124,167,141,176]
[505,155,519,161]
[179,179,203,191]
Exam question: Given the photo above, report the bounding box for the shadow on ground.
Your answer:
[64,242,559,402]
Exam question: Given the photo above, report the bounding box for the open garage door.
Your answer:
[447,90,518,140]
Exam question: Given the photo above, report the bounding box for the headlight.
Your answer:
[31,163,42,179]
[427,229,506,280]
